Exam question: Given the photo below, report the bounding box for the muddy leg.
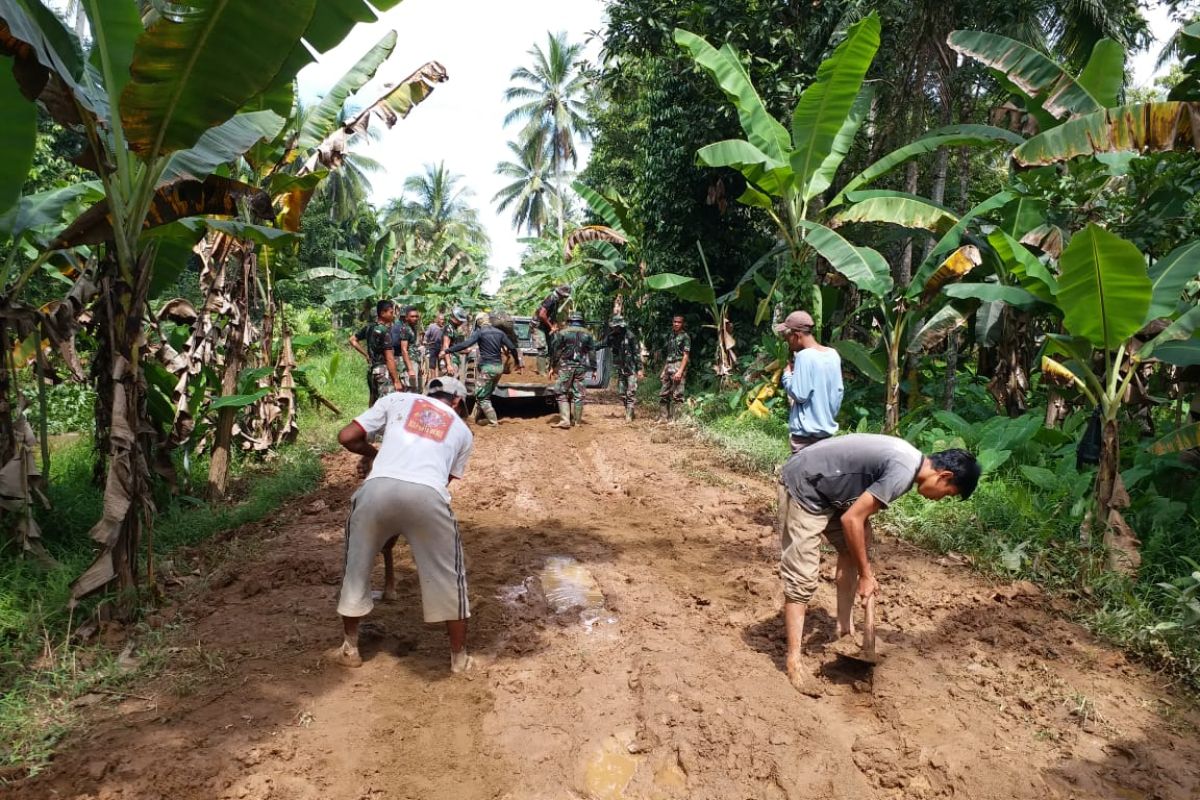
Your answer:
[382,536,398,601]
[331,616,364,667]
[835,552,858,638]
[447,619,474,673]
[784,601,809,693]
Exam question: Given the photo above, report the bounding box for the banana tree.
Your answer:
[1040,225,1200,571]
[0,0,410,607]
[675,17,1026,330]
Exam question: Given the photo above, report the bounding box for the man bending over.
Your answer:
[778,434,979,693]
[333,377,476,674]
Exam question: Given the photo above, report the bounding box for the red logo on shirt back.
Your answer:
[403,398,453,442]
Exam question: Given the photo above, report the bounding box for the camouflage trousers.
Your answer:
[475,362,504,412]
[616,371,638,409]
[659,361,685,404]
[553,362,588,404]
[367,364,395,406]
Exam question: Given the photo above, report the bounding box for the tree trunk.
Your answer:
[70,253,156,613]
[1094,416,1140,574]
[942,329,959,411]
[885,335,901,433]
[896,160,920,288]
[207,339,243,499]
[1044,390,1068,428]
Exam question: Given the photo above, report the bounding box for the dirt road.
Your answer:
[13,398,1200,800]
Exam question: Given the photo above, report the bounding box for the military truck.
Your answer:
[458,315,610,407]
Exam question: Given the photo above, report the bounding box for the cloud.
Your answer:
[298,0,606,295]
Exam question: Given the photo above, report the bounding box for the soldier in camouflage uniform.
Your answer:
[390,305,421,390]
[439,307,467,377]
[549,312,596,429]
[659,315,691,421]
[350,300,399,406]
[607,315,643,422]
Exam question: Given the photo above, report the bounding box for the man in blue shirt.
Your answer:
[775,310,843,453]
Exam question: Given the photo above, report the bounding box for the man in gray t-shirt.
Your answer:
[777,433,980,694]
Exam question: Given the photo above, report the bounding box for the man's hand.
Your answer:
[548,369,557,380]
[392,379,403,391]
[356,453,375,478]
[856,572,879,600]
[407,369,417,382]
[637,370,644,379]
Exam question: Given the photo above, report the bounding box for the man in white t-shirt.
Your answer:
[332,377,476,673]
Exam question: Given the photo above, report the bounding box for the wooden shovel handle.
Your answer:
[862,593,876,656]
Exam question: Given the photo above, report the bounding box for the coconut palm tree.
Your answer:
[383,162,490,279]
[503,31,592,239]
[493,129,557,236]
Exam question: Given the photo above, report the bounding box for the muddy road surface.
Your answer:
[13,398,1200,800]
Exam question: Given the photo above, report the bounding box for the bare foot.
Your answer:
[786,655,820,697]
[836,624,855,638]
[450,651,477,674]
[326,642,363,668]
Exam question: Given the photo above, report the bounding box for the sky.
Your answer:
[297,0,1178,294]
[297,0,607,292]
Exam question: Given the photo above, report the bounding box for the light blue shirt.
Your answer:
[782,348,843,438]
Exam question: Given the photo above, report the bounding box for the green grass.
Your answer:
[0,344,365,776]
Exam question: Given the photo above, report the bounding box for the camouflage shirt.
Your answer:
[390,321,417,357]
[550,325,597,369]
[609,328,642,374]
[355,322,392,368]
[665,330,691,363]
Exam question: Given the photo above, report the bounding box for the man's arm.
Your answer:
[678,337,690,377]
[447,329,480,355]
[839,493,883,598]
[338,420,378,474]
[587,336,597,371]
[783,355,809,405]
[349,334,367,359]
[400,339,416,377]
[384,348,401,387]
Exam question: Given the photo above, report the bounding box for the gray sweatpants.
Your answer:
[338,478,469,623]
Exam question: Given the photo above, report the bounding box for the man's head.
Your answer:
[475,311,491,328]
[448,306,465,326]
[773,310,816,351]
[435,312,445,325]
[556,284,571,298]
[609,314,626,329]
[671,315,685,332]
[376,299,395,323]
[406,306,420,325]
[916,448,981,501]
[567,311,584,326]
[427,376,468,414]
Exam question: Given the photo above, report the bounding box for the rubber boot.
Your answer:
[659,401,672,423]
[624,405,634,422]
[481,404,499,426]
[554,399,572,429]
[572,401,584,426]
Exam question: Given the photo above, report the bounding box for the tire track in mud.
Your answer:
[8,399,1200,800]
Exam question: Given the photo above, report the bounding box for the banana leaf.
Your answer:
[790,13,880,197]
[297,30,397,153]
[120,0,316,159]
[0,55,37,215]
[796,220,892,297]
[1056,224,1151,349]
[1146,240,1200,320]
[673,28,790,161]
[1014,102,1200,166]
[946,30,1104,119]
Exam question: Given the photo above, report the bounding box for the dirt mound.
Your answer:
[10,401,1199,799]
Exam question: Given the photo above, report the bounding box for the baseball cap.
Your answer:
[773,310,815,335]
[556,284,571,296]
[426,376,467,400]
